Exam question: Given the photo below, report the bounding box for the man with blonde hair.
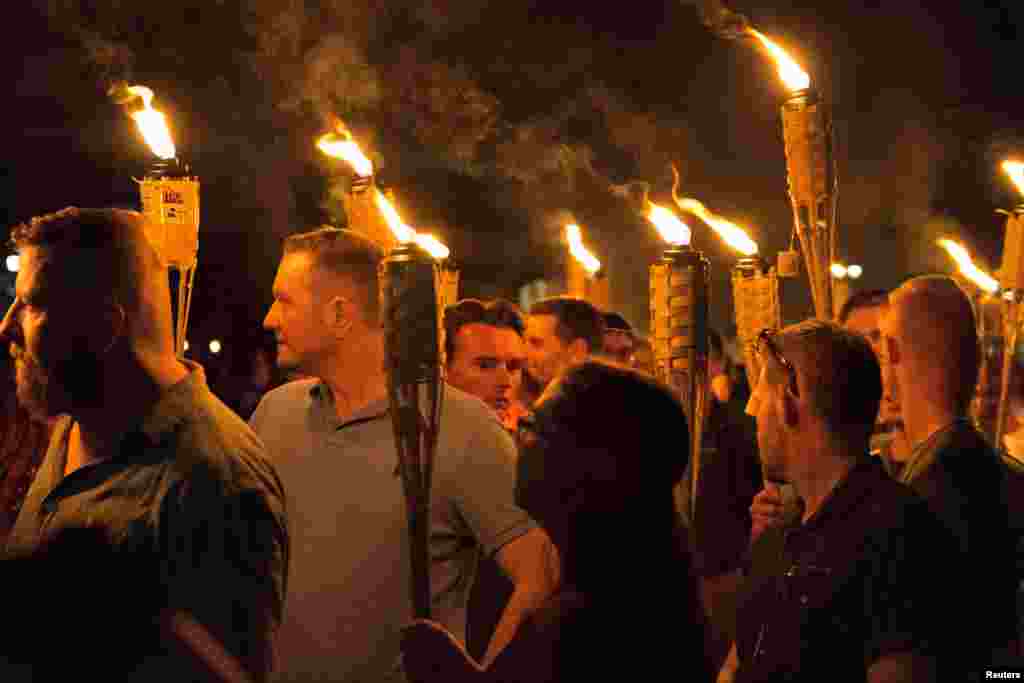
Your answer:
[881,275,1018,666]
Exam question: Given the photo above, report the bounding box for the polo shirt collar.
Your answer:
[309,380,389,430]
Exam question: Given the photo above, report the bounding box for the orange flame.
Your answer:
[675,197,757,256]
[938,239,999,294]
[317,122,374,177]
[747,28,810,92]
[1003,160,1024,199]
[566,224,602,275]
[125,85,176,160]
[646,202,692,246]
[372,190,449,259]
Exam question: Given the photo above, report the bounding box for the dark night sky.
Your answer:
[1,1,1022,371]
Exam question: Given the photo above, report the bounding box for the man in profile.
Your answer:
[719,320,958,682]
[0,207,288,682]
[523,296,604,398]
[601,311,635,364]
[251,228,559,681]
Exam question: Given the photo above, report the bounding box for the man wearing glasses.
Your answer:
[718,320,957,683]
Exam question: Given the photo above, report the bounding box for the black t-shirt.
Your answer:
[735,458,958,682]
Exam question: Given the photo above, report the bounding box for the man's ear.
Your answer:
[568,338,589,362]
[326,296,354,339]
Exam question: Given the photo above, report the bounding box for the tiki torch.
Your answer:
[565,223,610,311]
[747,29,837,321]
[318,125,452,619]
[994,161,1024,447]
[670,190,773,389]
[646,202,709,522]
[938,238,1002,443]
[113,84,199,358]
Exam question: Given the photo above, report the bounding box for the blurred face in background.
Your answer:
[603,329,633,364]
[524,314,572,390]
[846,304,900,425]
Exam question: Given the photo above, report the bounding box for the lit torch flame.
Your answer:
[1003,160,1024,200]
[317,123,374,178]
[372,189,450,259]
[938,239,1000,294]
[566,224,602,275]
[675,197,758,256]
[747,28,811,92]
[125,85,176,160]
[647,202,692,247]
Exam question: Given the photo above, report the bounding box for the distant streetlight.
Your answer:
[183,340,190,352]
[847,264,863,279]
[5,254,19,273]
[209,339,222,354]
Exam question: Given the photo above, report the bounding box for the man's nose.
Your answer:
[263,303,279,331]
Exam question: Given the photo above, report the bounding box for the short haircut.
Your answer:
[892,276,979,415]
[775,319,882,445]
[838,288,889,325]
[529,296,605,353]
[602,312,632,333]
[283,227,384,322]
[9,207,161,313]
[444,298,525,362]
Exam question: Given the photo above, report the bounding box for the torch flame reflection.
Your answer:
[317,123,374,178]
[125,85,176,160]
[747,28,811,92]
[566,224,602,275]
[675,197,758,256]
[938,239,999,294]
[1003,160,1024,199]
[647,202,692,247]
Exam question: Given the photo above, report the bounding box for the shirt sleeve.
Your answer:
[158,472,288,679]
[444,406,537,558]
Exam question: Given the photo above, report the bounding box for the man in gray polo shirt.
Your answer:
[251,227,560,682]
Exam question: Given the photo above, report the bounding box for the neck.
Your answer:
[900,387,959,450]
[70,349,188,467]
[788,437,860,523]
[318,330,388,421]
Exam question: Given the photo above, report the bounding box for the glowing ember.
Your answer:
[565,224,602,275]
[125,85,176,160]
[647,202,692,247]
[938,239,999,294]
[317,122,374,177]
[747,28,811,92]
[1003,160,1024,199]
[675,197,758,256]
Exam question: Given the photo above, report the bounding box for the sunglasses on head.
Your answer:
[756,328,799,398]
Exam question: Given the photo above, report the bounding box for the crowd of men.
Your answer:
[0,207,1021,682]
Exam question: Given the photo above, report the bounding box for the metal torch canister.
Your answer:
[137,158,200,357]
[781,88,835,320]
[650,245,710,524]
[995,207,1024,447]
[379,242,444,620]
[732,256,781,389]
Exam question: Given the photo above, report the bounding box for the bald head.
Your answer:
[10,207,177,354]
[886,275,979,415]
